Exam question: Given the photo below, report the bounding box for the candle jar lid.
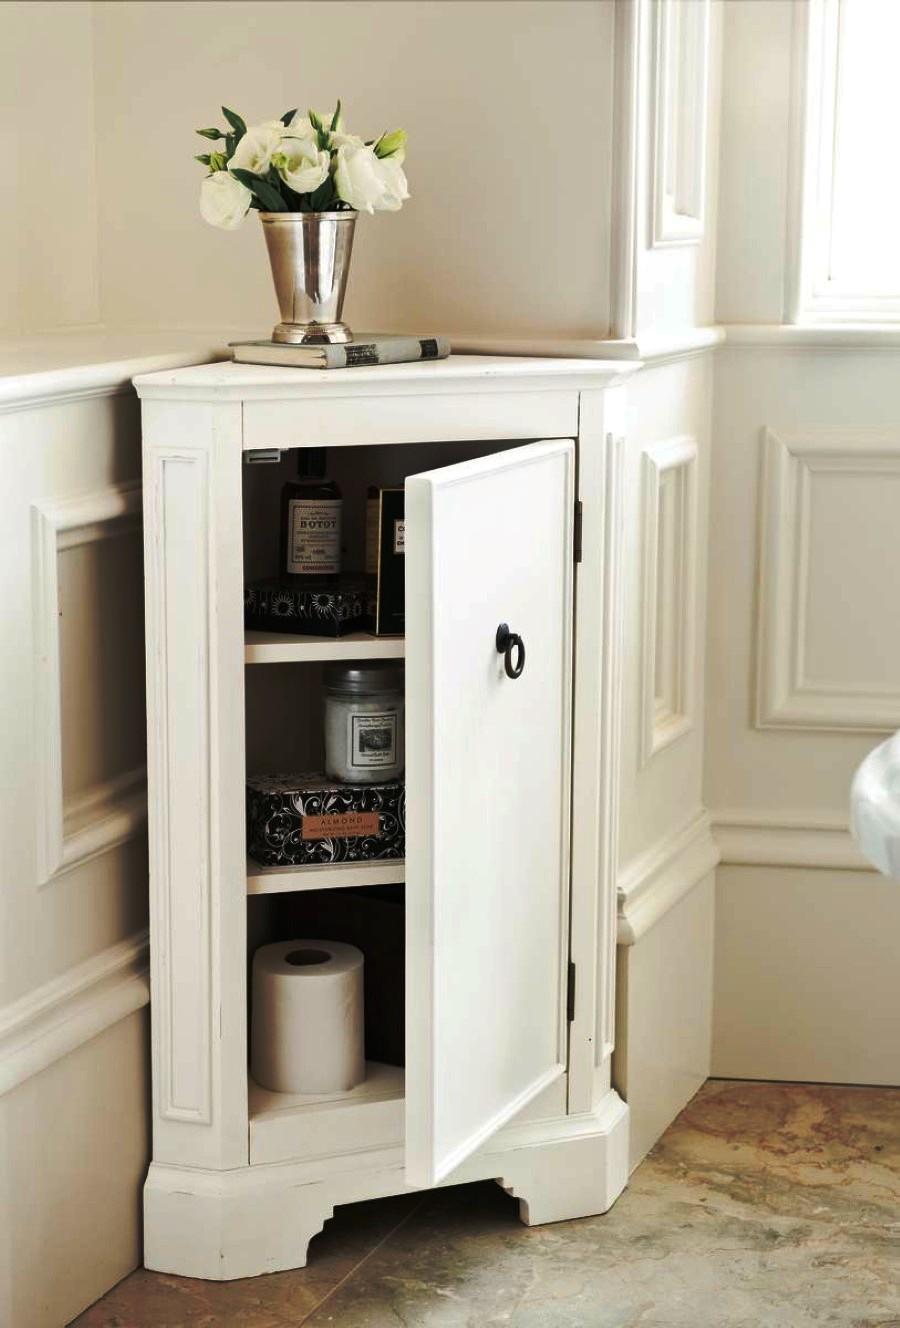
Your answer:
[324,660,405,696]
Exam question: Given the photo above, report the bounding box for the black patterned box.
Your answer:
[247,774,405,867]
[244,577,367,637]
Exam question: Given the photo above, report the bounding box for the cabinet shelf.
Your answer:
[245,630,405,664]
[247,857,406,895]
[249,1062,405,1165]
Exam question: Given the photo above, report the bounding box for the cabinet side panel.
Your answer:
[143,400,247,1169]
[153,451,211,1121]
[568,388,628,1113]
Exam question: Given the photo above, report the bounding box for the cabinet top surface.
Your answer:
[133,354,638,401]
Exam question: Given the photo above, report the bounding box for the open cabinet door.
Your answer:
[405,439,575,1188]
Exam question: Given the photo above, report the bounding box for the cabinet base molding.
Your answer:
[144,1091,629,1281]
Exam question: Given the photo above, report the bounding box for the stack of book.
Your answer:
[230,334,450,370]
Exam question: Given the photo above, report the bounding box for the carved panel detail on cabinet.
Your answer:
[757,428,900,732]
[651,0,711,248]
[640,436,698,764]
[144,450,213,1124]
[32,481,146,886]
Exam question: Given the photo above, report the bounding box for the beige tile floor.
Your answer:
[72,1080,900,1327]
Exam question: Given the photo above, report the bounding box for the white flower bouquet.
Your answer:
[195,101,409,230]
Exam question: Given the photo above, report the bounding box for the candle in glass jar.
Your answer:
[323,661,405,784]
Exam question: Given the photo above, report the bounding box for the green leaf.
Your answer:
[280,108,298,126]
[222,106,247,137]
[225,132,237,159]
[309,107,330,152]
[230,167,287,212]
[195,153,211,166]
[330,99,342,131]
[196,127,223,140]
[307,176,338,212]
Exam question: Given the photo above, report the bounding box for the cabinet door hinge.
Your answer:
[573,501,583,564]
[567,961,577,1022]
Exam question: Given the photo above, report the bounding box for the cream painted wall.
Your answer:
[90,0,615,338]
[714,0,794,325]
[0,2,100,333]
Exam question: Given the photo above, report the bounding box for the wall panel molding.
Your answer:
[640,435,698,764]
[617,810,719,945]
[712,811,871,871]
[0,930,149,1096]
[756,427,900,732]
[651,0,711,248]
[32,482,146,886]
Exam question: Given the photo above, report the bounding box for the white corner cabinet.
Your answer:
[135,355,638,1280]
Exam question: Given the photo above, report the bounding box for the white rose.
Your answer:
[199,170,253,230]
[372,155,410,212]
[272,136,330,195]
[335,142,410,214]
[330,130,365,151]
[334,143,382,212]
[287,113,315,139]
[229,122,283,175]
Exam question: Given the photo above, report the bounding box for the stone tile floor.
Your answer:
[72,1081,900,1327]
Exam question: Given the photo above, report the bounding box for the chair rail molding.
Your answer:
[0,930,150,1097]
[617,810,719,946]
[650,0,711,248]
[756,427,900,732]
[712,811,872,872]
[639,435,698,765]
[32,481,147,886]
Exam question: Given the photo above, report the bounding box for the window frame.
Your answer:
[787,0,900,324]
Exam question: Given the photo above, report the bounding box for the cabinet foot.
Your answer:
[144,1163,338,1280]
[490,1091,631,1225]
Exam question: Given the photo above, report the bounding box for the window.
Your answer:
[791,0,900,322]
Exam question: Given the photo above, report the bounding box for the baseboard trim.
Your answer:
[712,813,873,871]
[617,811,719,945]
[0,930,150,1096]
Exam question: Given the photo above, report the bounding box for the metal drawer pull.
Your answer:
[495,623,525,679]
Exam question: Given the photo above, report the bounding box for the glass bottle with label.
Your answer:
[280,447,343,579]
[323,661,405,785]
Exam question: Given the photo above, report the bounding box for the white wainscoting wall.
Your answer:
[604,0,723,1170]
[614,352,720,1170]
[0,339,218,1328]
[706,344,900,1086]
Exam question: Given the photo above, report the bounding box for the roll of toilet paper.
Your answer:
[251,940,365,1094]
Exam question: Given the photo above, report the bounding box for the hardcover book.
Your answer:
[230,334,450,370]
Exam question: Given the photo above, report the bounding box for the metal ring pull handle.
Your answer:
[495,623,526,680]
